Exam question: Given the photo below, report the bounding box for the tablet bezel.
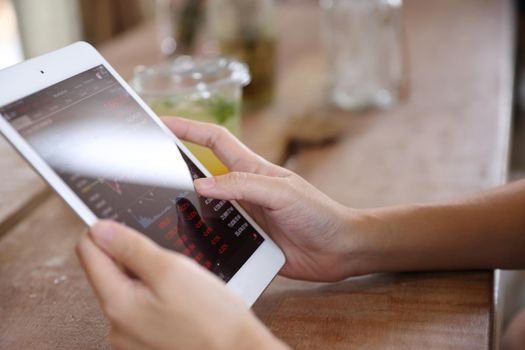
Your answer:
[0,42,285,306]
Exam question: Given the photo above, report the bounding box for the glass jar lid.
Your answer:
[130,56,251,96]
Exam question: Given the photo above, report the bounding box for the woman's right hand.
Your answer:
[162,117,370,282]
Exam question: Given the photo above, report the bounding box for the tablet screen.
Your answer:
[0,65,264,282]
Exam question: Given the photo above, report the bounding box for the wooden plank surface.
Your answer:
[0,0,513,348]
[0,196,108,350]
[289,0,515,206]
[0,199,492,350]
[254,273,492,349]
[0,138,49,236]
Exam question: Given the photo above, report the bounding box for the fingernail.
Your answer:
[91,221,115,247]
[194,177,215,191]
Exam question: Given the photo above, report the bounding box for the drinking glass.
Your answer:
[130,56,250,175]
[320,0,407,110]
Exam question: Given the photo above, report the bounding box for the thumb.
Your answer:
[194,172,294,210]
[90,220,171,287]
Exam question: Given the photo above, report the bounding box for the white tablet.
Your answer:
[0,42,285,306]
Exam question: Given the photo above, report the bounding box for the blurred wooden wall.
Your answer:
[79,0,153,46]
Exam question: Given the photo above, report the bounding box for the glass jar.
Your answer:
[130,56,250,175]
[207,0,277,108]
[320,0,407,110]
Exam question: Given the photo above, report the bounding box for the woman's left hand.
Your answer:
[76,220,286,350]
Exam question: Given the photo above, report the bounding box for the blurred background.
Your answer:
[0,0,154,68]
[0,0,525,191]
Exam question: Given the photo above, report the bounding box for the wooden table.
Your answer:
[0,0,514,349]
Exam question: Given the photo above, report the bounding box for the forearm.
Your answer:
[348,180,525,275]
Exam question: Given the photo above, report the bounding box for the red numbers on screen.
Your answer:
[195,219,205,229]
[218,243,229,254]
[158,216,171,230]
[210,235,221,245]
[178,202,190,212]
[186,210,197,220]
[203,227,213,237]
[164,227,177,240]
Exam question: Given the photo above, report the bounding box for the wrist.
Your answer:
[337,206,393,278]
[230,312,289,350]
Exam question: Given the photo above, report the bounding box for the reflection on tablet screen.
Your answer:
[0,65,264,282]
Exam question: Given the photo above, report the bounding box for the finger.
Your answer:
[89,220,171,288]
[76,233,131,307]
[161,116,269,173]
[194,172,295,210]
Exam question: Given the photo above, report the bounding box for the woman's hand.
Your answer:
[163,117,368,282]
[76,221,287,350]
